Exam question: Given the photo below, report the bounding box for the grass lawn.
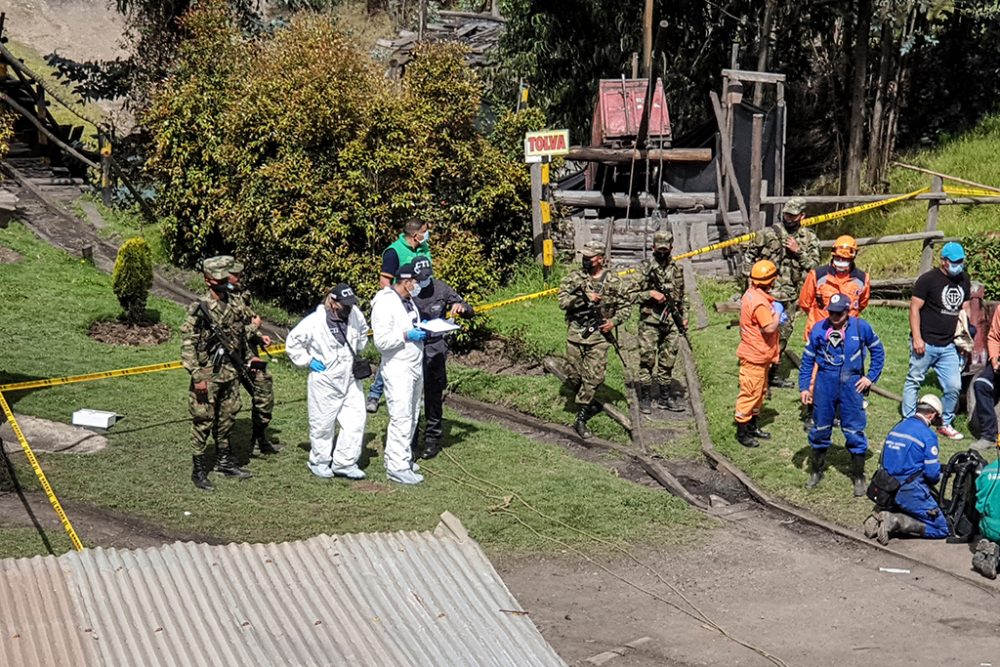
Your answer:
[816,114,1000,277]
[692,278,973,528]
[0,224,706,558]
[451,263,701,454]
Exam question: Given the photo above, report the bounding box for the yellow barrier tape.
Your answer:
[941,186,1000,198]
[0,391,84,551]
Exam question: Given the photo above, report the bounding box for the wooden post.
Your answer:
[720,73,731,214]
[920,175,943,274]
[774,81,786,227]
[631,52,639,79]
[750,113,764,231]
[100,135,112,207]
[642,0,654,76]
[418,0,427,40]
[35,85,47,150]
[530,161,543,263]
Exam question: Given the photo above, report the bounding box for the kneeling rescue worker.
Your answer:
[734,260,784,448]
[973,453,1000,579]
[864,394,950,544]
[798,293,884,495]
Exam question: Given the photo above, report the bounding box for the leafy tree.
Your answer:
[112,238,155,324]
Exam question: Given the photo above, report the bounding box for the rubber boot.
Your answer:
[638,384,652,415]
[850,453,867,497]
[215,449,252,479]
[748,416,771,440]
[862,512,881,539]
[736,422,760,448]
[657,383,684,412]
[421,441,442,460]
[805,448,826,489]
[191,455,214,492]
[252,422,281,456]
[574,402,599,440]
[768,365,793,389]
[972,539,1000,580]
[876,511,925,545]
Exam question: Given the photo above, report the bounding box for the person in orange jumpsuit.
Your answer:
[735,260,782,448]
[797,235,871,429]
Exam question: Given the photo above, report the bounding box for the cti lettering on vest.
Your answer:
[524,129,571,162]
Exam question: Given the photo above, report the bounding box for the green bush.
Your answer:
[963,233,1000,300]
[431,229,498,350]
[112,237,154,324]
[143,6,534,313]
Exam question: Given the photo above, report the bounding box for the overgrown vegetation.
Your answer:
[963,234,1000,300]
[143,4,537,311]
[112,237,154,324]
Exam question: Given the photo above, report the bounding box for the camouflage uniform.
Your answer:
[629,243,688,388]
[557,244,632,408]
[229,281,275,450]
[741,214,820,357]
[181,256,250,488]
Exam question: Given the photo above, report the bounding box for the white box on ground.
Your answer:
[72,409,118,429]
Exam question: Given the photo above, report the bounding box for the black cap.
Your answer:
[329,283,358,307]
[396,261,417,280]
[412,255,432,281]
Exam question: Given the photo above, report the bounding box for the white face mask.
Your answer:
[406,281,420,297]
[833,259,851,272]
[420,230,430,245]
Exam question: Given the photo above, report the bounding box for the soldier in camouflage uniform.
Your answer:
[628,230,688,414]
[180,256,253,491]
[225,258,279,456]
[558,241,632,439]
[741,196,820,388]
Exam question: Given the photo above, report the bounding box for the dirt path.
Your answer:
[497,506,1000,666]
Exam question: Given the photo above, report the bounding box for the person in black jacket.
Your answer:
[410,256,473,459]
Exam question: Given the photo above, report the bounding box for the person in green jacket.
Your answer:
[367,218,432,413]
[973,456,1000,578]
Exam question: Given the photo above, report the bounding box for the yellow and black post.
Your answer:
[540,159,554,281]
[100,136,113,207]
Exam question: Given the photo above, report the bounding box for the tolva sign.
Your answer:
[524,129,570,162]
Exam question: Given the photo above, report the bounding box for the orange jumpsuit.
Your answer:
[735,285,779,424]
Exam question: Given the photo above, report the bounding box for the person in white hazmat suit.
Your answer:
[371,261,428,485]
[285,283,369,480]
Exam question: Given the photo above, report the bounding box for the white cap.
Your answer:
[916,394,944,416]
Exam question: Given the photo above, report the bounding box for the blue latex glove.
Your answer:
[771,301,789,325]
[406,328,428,342]
[309,358,326,372]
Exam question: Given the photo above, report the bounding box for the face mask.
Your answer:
[653,250,671,263]
[418,278,431,290]
[210,281,231,299]
[947,262,964,277]
[833,259,851,272]
[783,219,800,233]
[582,257,596,273]
[420,230,430,245]
[407,282,421,297]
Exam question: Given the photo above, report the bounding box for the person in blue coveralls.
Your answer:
[863,394,950,545]
[798,293,885,496]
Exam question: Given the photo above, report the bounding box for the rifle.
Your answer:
[196,302,256,395]
[648,265,689,340]
[571,284,627,368]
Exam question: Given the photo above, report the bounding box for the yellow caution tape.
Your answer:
[0,391,84,551]
[477,287,560,314]
[941,186,1000,198]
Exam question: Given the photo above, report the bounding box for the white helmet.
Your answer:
[916,394,944,416]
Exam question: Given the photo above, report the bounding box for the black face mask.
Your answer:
[783,219,801,234]
[582,257,597,273]
[210,282,232,300]
[653,249,671,263]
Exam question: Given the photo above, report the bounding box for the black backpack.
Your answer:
[935,450,988,544]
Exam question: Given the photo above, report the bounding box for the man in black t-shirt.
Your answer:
[903,242,972,440]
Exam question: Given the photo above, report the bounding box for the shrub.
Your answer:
[431,229,498,351]
[112,237,154,324]
[963,233,1000,300]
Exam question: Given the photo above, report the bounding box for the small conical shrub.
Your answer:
[112,237,154,325]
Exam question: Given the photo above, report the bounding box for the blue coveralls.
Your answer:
[798,316,885,455]
[881,416,950,538]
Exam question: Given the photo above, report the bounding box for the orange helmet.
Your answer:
[750,259,778,285]
[832,235,858,260]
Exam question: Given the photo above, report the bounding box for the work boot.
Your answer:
[191,455,214,492]
[736,422,760,448]
[252,423,281,456]
[215,449,252,479]
[768,366,793,389]
[971,438,996,453]
[748,416,771,440]
[972,539,1000,580]
[638,385,652,414]
[421,441,442,460]
[573,402,600,440]
[805,449,827,489]
[850,453,867,497]
[366,396,380,414]
[657,383,684,412]
[862,512,881,539]
[876,511,925,545]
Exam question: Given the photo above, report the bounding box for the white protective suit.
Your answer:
[285,303,369,468]
[370,286,424,473]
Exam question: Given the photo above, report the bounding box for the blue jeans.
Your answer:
[367,369,384,401]
[902,341,961,427]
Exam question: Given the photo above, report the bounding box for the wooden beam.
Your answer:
[721,68,786,84]
[749,113,763,231]
[920,175,943,274]
[0,92,97,169]
[709,91,750,226]
[566,146,711,163]
[891,161,1000,194]
[551,190,716,209]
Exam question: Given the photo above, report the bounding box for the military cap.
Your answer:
[784,197,807,216]
[201,256,231,280]
[229,258,244,274]
[581,241,606,258]
[652,230,673,248]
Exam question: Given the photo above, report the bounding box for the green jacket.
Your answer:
[389,234,431,266]
[977,459,1000,543]
[180,296,246,384]
[741,225,820,302]
[557,268,632,344]
[628,257,687,325]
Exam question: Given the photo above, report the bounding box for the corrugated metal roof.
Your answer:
[0,512,566,667]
